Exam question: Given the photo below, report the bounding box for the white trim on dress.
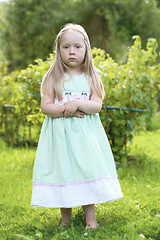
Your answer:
[31,176,123,208]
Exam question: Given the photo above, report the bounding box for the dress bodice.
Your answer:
[54,73,91,105]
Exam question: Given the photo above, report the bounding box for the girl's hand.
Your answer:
[72,110,85,118]
[63,100,78,117]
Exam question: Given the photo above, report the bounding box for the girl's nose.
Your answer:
[69,47,75,54]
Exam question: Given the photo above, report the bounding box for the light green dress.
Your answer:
[31,73,123,208]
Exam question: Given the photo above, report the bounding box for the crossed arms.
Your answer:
[41,91,102,118]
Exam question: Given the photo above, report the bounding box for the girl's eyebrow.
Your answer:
[61,42,83,45]
[61,42,69,45]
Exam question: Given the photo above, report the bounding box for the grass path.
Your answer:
[0,130,160,240]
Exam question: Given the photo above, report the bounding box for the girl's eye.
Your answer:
[64,46,69,49]
[76,45,80,48]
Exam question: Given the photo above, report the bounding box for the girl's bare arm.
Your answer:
[41,94,65,117]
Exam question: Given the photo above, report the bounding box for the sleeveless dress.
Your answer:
[31,73,123,208]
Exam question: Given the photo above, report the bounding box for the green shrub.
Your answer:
[94,36,160,161]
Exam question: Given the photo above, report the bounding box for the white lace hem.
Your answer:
[31,177,123,208]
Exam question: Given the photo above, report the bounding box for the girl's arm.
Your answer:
[77,92,102,114]
[41,94,65,118]
[64,92,102,115]
[41,94,85,118]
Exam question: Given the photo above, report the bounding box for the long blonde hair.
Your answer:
[41,23,104,100]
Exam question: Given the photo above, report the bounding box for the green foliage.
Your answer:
[94,36,160,161]
[0,130,160,239]
[0,56,53,145]
[76,0,160,61]
[0,1,7,62]
[0,37,160,160]
[0,0,74,70]
[0,0,160,69]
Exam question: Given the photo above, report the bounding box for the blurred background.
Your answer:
[0,0,160,71]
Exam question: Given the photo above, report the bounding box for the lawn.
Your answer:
[0,129,160,240]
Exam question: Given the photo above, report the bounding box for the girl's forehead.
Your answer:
[60,30,84,44]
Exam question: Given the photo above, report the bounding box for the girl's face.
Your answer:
[59,30,86,73]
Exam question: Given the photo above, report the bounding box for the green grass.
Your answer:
[0,130,160,240]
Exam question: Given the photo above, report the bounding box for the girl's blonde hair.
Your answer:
[41,23,104,100]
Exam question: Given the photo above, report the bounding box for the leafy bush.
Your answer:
[0,36,159,160]
[94,36,160,161]
[0,69,21,144]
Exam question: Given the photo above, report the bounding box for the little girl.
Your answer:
[31,23,123,229]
